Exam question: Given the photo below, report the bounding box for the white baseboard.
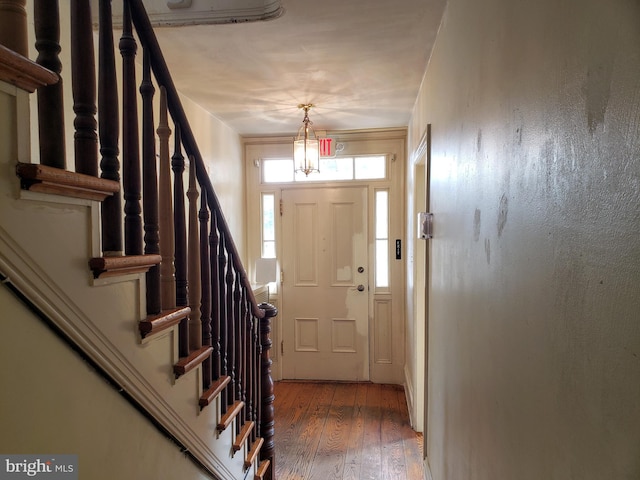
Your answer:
[404,363,417,428]
[424,456,434,480]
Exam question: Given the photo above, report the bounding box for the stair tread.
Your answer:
[173,345,213,378]
[16,162,119,201]
[0,45,59,92]
[139,306,191,339]
[254,459,270,480]
[245,436,264,469]
[217,400,244,432]
[233,421,255,452]
[88,254,162,279]
[199,375,231,408]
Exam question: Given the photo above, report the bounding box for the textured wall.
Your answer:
[409,0,640,478]
[180,93,246,257]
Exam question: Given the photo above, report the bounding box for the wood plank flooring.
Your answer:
[273,382,424,480]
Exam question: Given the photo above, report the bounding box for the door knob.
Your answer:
[357,284,365,292]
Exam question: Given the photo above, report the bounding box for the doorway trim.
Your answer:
[243,130,407,385]
[408,124,432,461]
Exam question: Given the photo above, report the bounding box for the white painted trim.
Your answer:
[404,362,417,428]
[424,456,434,480]
[1,80,31,168]
[411,126,431,165]
[103,0,284,27]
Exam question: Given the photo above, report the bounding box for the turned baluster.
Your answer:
[216,230,228,414]
[157,87,176,311]
[209,214,221,379]
[200,188,213,389]
[141,50,161,315]
[0,0,27,56]
[218,229,228,381]
[242,290,251,428]
[187,157,202,351]
[234,273,244,429]
[249,312,258,441]
[98,0,121,255]
[226,248,236,407]
[71,0,98,176]
[119,1,142,255]
[172,125,189,356]
[257,329,263,439]
[253,312,260,440]
[34,0,65,169]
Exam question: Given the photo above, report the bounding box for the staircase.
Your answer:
[0,1,275,479]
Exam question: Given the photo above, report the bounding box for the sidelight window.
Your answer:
[261,193,276,258]
[375,189,389,288]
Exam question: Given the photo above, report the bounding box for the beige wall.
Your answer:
[409,0,640,478]
[0,287,210,480]
[181,94,246,255]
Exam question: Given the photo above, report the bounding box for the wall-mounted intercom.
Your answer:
[418,212,434,240]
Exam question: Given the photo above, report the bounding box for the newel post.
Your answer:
[259,302,277,480]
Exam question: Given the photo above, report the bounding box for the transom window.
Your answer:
[262,155,386,183]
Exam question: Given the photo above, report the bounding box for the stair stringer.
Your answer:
[0,89,249,479]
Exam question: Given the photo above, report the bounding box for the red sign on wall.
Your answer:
[319,137,333,157]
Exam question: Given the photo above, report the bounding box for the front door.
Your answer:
[281,186,369,381]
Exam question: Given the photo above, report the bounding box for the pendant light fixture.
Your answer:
[294,103,320,176]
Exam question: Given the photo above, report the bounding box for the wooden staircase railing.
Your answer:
[10,1,276,479]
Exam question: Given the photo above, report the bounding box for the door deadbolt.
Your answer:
[357,266,365,273]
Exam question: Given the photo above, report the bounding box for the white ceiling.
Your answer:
[144,0,446,136]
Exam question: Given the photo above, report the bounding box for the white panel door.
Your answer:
[281,187,369,381]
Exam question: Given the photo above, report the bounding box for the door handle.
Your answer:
[357,284,365,292]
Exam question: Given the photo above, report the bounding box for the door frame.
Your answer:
[243,131,407,384]
[412,124,432,460]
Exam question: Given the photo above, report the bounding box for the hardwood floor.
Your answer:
[273,382,424,480]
